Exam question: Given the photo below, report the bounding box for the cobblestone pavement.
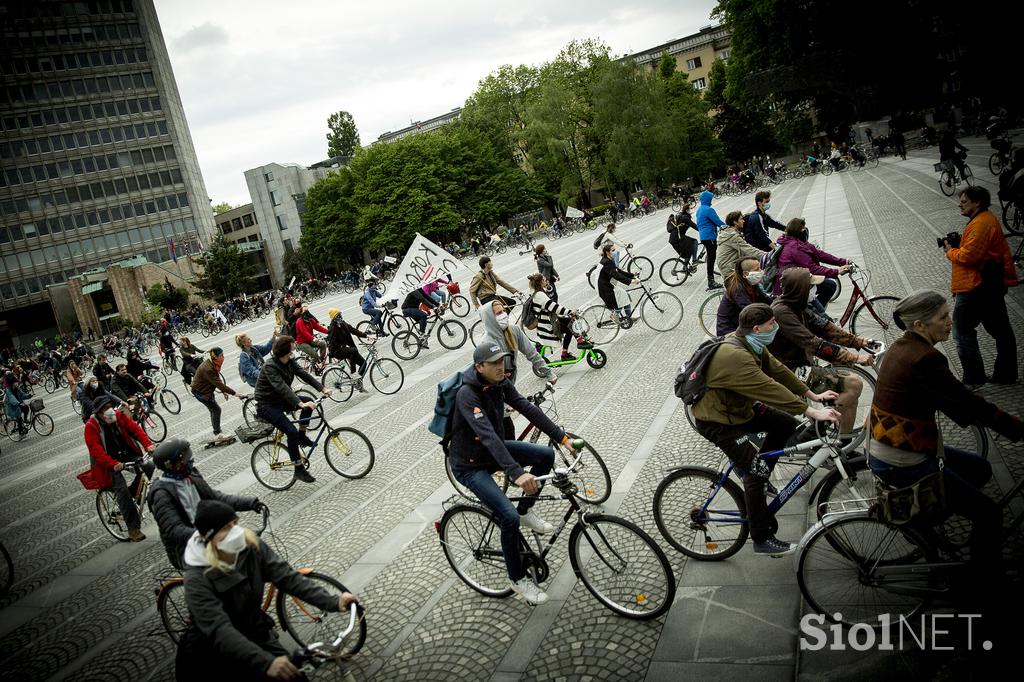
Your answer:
[0,137,1021,682]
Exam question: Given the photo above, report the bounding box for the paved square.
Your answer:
[1,138,1021,681]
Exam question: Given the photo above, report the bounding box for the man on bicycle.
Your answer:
[447,342,577,605]
[690,304,840,556]
[149,438,266,569]
[110,363,155,407]
[361,281,387,335]
[254,335,331,484]
[84,396,156,542]
[469,256,520,310]
[326,308,371,391]
[401,287,437,347]
[191,348,245,445]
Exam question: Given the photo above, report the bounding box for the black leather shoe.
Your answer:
[294,467,316,483]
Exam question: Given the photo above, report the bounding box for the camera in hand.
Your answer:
[936,231,961,248]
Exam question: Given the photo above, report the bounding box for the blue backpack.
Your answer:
[428,366,473,448]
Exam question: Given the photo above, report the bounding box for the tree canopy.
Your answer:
[327,110,361,158]
[212,201,234,215]
[192,235,257,301]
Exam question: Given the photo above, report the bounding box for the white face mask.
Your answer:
[763,202,772,211]
[744,270,765,285]
[495,312,509,330]
[101,408,116,423]
[807,285,818,304]
[218,524,247,555]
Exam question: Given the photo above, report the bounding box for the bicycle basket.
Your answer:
[29,398,44,412]
[933,161,954,173]
[384,299,398,310]
[77,469,104,490]
[235,423,274,444]
[446,282,461,295]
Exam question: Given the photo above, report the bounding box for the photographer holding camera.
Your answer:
[944,186,1018,389]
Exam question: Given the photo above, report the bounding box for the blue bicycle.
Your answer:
[653,431,872,560]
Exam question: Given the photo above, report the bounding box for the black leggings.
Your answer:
[330,346,366,375]
[701,240,718,283]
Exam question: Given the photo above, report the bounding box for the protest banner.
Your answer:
[565,206,584,218]
[387,233,475,302]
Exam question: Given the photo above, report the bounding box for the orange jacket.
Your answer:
[946,210,1017,294]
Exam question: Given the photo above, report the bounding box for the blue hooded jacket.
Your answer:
[695,190,724,241]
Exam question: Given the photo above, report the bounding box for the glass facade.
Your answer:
[0,0,214,326]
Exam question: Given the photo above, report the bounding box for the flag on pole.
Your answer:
[169,238,176,262]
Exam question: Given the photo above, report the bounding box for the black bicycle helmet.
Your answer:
[152,437,193,471]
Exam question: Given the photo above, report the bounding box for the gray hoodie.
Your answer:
[478,304,553,384]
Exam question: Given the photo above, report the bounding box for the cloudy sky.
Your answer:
[154,0,719,207]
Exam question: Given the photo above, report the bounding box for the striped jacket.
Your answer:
[529,290,572,341]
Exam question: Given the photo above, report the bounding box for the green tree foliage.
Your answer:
[327,111,361,158]
[145,283,189,311]
[192,235,257,302]
[704,58,780,162]
[300,169,359,271]
[212,201,233,215]
[282,248,311,281]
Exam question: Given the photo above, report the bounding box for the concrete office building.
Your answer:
[622,24,732,93]
[213,203,274,291]
[243,157,347,288]
[375,107,461,145]
[0,0,216,346]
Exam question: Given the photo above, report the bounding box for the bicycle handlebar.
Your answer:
[288,602,363,665]
[533,439,586,482]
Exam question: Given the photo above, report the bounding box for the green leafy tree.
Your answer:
[326,110,361,158]
[212,201,233,215]
[704,57,780,162]
[282,247,311,281]
[300,169,359,271]
[145,284,189,310]
[192,235,257,302]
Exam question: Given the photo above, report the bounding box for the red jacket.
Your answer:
[84,410,153,488]
[294,316,328,346]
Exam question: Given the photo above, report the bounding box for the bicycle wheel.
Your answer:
[659,258,690,287]
[814,457,875,519]
[939,170,956,196]
[698,291,724,339]
[585,348,607,369]
[250,439,297,491]
[242,397,260,427]
[386,314,409,336]
[438,505,513,598]
[31,412,54,436]
[469,319,483,346]
[277,571,366,656]
[437,319,468,350]
[445,457,508,500]
[580,305,620,345]
[157,579,190,643]
[3,418,25,442]
[552,432,611,505]
[159,389,181,415]
[391,331,422,361]
[850,295,902,348]
[140,411,166,443]
[568,514,675,620]
[1004,202,1022,235]
[653,466,748,560]
[161,359,174,376]
[989,152,1004,176]
[640,291,683,332]
[962,164,973,186]
[449,294,470,318]
[797,513,934,627]
[321,366,355,403]
[323,427,374,479]
[96,489,131,541]
[369,358,404,394]
[43,376,56,394]
[626,256,654,283]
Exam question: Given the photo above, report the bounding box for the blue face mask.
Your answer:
[745,327,779,354]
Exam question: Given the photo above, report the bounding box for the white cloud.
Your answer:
[155,0,719,206]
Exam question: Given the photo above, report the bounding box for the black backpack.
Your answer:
[673,336,743,405]
[758,243,785,295]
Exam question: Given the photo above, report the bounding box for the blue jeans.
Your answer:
[451,441,554,582]
[953,287,1017,385]
[868,447,999,568]
[402,308,427,334]
[257,403,313,464]
[363,307,384,331]
[816,277,838,309]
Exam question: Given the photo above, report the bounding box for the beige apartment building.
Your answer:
[621,24,732,93]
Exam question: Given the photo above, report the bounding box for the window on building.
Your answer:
[718,49,730,61]
[282,238,293,252]
[692,78,707,90]
[242,213,254,227]
[264,171,274,182]
[270,190,281,206]
[686,57,702,70]
[276,215,286,231]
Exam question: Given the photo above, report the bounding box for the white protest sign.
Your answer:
[565,206,584,218]
[388,233,475,302]
[288,276,296,290]
[383,255,397,264]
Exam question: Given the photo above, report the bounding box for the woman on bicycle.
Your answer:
[775,217,851,310]
[84,395,155,542]
[80,376,120,423]
[867,292,1023,590]
[594,222,630,266]
[717,210,765,279]
[3,378,30,435]
[666,208,697,272]
[326,308,370,390]
[254,336,331,484]
[716,257,772,336]
[533,245,560,302]
[178,337,204,388]
[525,273,591,362]
[938,129,969,179]
[596,243,638,320]
[176,499,357,681]
[66,359,84,401]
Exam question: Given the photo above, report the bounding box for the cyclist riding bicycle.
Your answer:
[84,396,156,542]
[175,499,357,681]
[3,378,30,435]
[149,438,267,570]
[293,305,329,364]
[768,268,877,438]
[596,243,638,320]
[110,363,155,407]
[361,281,388,336]
[326,308,371,391]
[938,129,969,179]
[447,342,578,605]
[469,256,520,311]
[689,304,840,556]
[401,287,437,347]
[159,321,178,371]
[524,273,591,362]
[254,335,331,484]
[236,333,275,389]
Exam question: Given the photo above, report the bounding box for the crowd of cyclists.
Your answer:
[3,116,1023,677]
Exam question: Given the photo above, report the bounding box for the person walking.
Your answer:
[945,186,1018,389]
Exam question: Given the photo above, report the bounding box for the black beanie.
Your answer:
[194,500,237,542]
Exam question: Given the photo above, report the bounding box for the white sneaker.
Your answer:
[519,510,553,534]
[510,577,548,605]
